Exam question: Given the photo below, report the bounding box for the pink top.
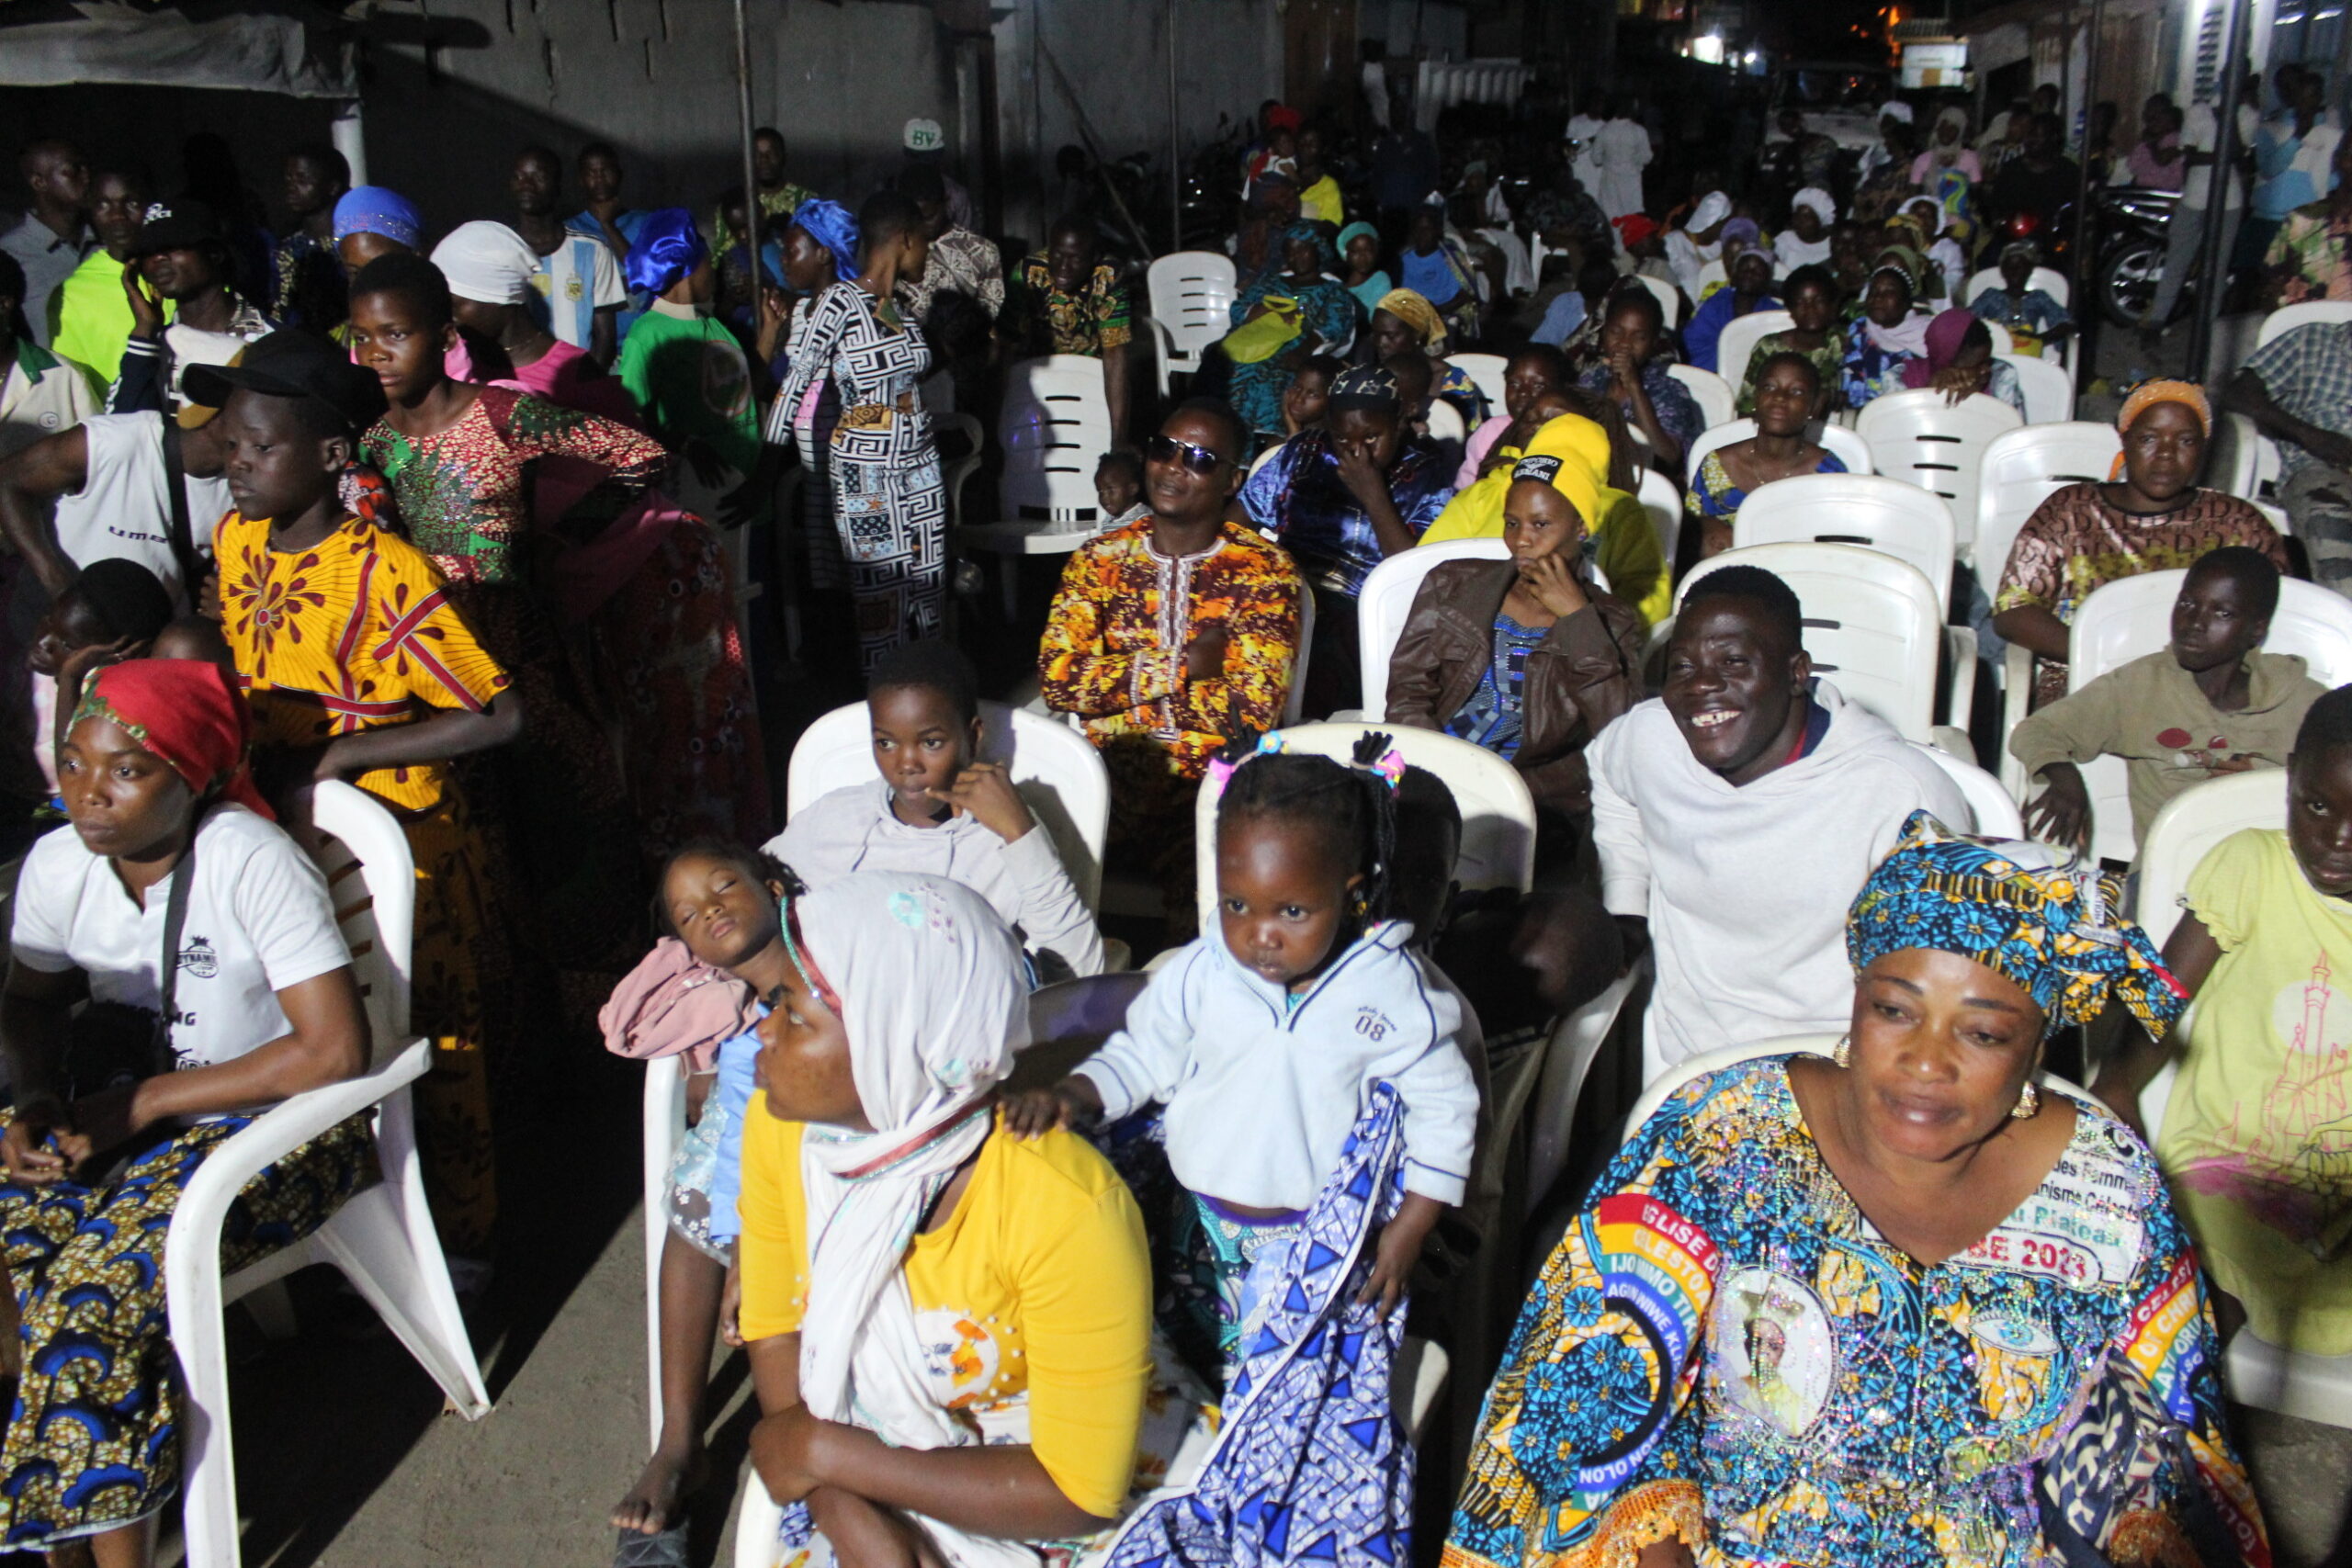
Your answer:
[1910,148,1984,185]
[1455,414,1513,489]
[2125,135,2185,193]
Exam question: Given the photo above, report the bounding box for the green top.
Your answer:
[614,299,759,477]
[48,248,165,390]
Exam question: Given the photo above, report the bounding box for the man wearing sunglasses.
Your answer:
[1238,365,1455,714]
[1039,401,1304,932]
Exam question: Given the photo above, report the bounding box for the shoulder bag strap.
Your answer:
[153,811,201,1065]
[160,421,205,606]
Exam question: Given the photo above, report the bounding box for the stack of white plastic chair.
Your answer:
[1856,389,2023,562]
[171,779,492,1568]
[2132,769,2352,1427]
[1710,308,1792,389]
[1684,419,1874,479]
[1143,252,1238,389]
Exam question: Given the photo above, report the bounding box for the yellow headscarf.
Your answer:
[1374,288,1449,355]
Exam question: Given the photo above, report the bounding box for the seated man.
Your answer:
[1238,367,1454,713]
[1000,215,1132,443]
[1039,400,1300,931]
[2013,547,2324,851]
[2225,318,2352,588]
[1587,565,1968,1074]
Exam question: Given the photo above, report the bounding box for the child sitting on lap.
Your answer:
[768,640,1103,978]
[1005,734,1479,1382]
[2013,547,2324,850]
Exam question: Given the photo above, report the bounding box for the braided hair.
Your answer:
[1214,730,1401,923]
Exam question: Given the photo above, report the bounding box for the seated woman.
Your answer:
[1456,344,1571,488]
[736,872,1206,1565]
[1363,288,1490,423]
[1734,265,1845,414]
[1905,308,2028,417]
[1995,380,2288,708]
[2093,688,2352,1361]
[1686,351,1849,559]
[1337,220,1390,320]
[1448,811,2267,1568]
[1,658,373,1566]
[1681,236,1779,375]
[1969,240,2075,357]
[1385,452,1645,826]
[1225,223,1358,440]
[1396,197,1482,346]
[1839,257,1933,407]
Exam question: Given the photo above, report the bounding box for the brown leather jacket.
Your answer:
[1383,558,1646,817]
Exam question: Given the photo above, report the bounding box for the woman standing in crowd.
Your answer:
[331,185,424,275]
[763,191,943,675]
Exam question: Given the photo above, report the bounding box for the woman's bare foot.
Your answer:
[612,1441,706,1536]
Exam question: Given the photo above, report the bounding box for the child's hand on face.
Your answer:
[933,761,1036,843]
[1001,1076,1103,1139]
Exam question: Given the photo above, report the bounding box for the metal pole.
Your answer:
[1167,0,1182,251]
[733,0,759,261]
[2188,0,2252,379]
[2071,0,2105,307]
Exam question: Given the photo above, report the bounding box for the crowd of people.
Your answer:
[0,62,2346,1568]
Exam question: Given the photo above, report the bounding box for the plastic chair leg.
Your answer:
[311,1179,489,1418]
[175,1239,243,1568]
[733,1476,786,1568]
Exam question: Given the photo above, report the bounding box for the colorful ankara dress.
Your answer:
[360,385,663,1024]
[764,280,945,672]
[1995,482,2289,707]
[1000,252,1134,363]
[1038,518,1301,924]
[215,510,513,1254]
[1447,1055,2265,1568]
[1226,228,1360,437]
[1684,448,1849,555]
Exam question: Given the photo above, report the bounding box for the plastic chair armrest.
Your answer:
[1998,642,2035,797]
[1941,626,1976,733]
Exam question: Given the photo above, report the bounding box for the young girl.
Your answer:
[1006,737,1479,1380]
[604,841,789,1554]
[767,639,1102,978]
[2093,686,2352,1358]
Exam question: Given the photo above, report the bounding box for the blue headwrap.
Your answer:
[1846,812,2188,1038]
[333,186,423,250]
[1281,220,1337,273]
[789,199,860,284]
[623,207,709,299]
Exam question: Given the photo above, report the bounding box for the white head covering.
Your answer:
[429,220,542,305]
[1792,187,1838,226]
[1879,100,1916,126]
[787,873,1028,1440]
[1689,190,1732,232]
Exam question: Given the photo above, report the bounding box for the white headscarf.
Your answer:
[1689,190,1733,232]
[1792,187,1838,226]
[429,220,542,305]
[788,873,1028,1441]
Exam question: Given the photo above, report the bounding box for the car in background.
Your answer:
[1763,61,1896,152]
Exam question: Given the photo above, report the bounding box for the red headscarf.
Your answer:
[68,659,276,820]
[1612,213,1662,247]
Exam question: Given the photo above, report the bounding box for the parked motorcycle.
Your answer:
[2094,186,2187,329]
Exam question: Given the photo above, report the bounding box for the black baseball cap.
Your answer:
[128,197,227,257]
[182,330,390,434]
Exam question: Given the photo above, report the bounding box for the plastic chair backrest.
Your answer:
[1285,585,1317,726]
[1961,265,2072,310]
[1358,538,1511,716]
[2211,412,2281,502]
[1000,355,1114,526]
[1634,272,1681,329]
[1917,740,2024,838]
[2256,300,2352,349]
[1731,471,1956,592]
[1193,721,1537,934]
[1679,541,1944,741]
[1694,258,1727,298]
[310,780,412,1051]
[1972,423,2120,596]
[1665,363,1736,432]
[786,699,1112,909]
[1711,308,1792,389]
[1425,399,1467,446]
[1684,418,1875,479]
[1999,351,2074,425]
[1146,252,1239,357]
[1636,467,1681,566]
[1448,353,1510,413]
[1856,388,2024,553]
[1982,319,2015,355]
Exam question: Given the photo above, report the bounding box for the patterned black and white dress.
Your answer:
[765,280,945,671]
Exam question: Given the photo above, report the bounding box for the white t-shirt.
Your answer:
[2180,102,2260,208]
[531,227,627,350]
[162,318,266,408]
[51,411,228,606]
[12,806,352,1073]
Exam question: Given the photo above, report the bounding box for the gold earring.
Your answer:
[2012,1081,2040,1120]
[1831,1034,1851,1069]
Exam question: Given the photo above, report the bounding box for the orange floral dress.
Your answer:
[214,510,512,1256]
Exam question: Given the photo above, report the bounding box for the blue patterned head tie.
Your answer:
[1846,811,2188,1038]
[622,206,708,299]
[790,198,861,282]
[333,186,422,249]
[1281,220,1337,272]
[1326,365,1399,412]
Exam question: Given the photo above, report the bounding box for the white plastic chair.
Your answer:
[1685,418,1874,480]
[1857,389,2024,557]
[998,355,1115,528]
[2211,412,2283,503]
[1358,539,1512,717]
[2130,769,2352,1428]
[1998,351,2074,425]
[2256,299,2352,349]
[1524,957,1649,1220]
[1145,251,1239,376]
[1425,398,1467,446]
[1285,585,1317,728]
[2057,570,2352,866]
[1731,471,1956,594]
[170,780,492,1568]
[1636,467,1681,566]
[935,410,986,531]
[1448,353,1510,415]
[1679,542,1945,743]
[1917,739,2024,837]
[1193,722,1537,935]
[1633,272,1681,330]
[1961,265,2072,310]
[1973,423,2121,597]
[1709,308,1792,390]
[1693,257,1728,299]
[1665,363,1736,433]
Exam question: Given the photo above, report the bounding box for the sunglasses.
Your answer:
[1145,434,1229,476]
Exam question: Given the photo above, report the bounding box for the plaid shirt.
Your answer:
[2267,203,2352,304]
[2243,321,2352,479]
[1238,429,1456,595]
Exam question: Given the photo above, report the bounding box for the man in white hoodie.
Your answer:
[1589,565,1969,1077]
